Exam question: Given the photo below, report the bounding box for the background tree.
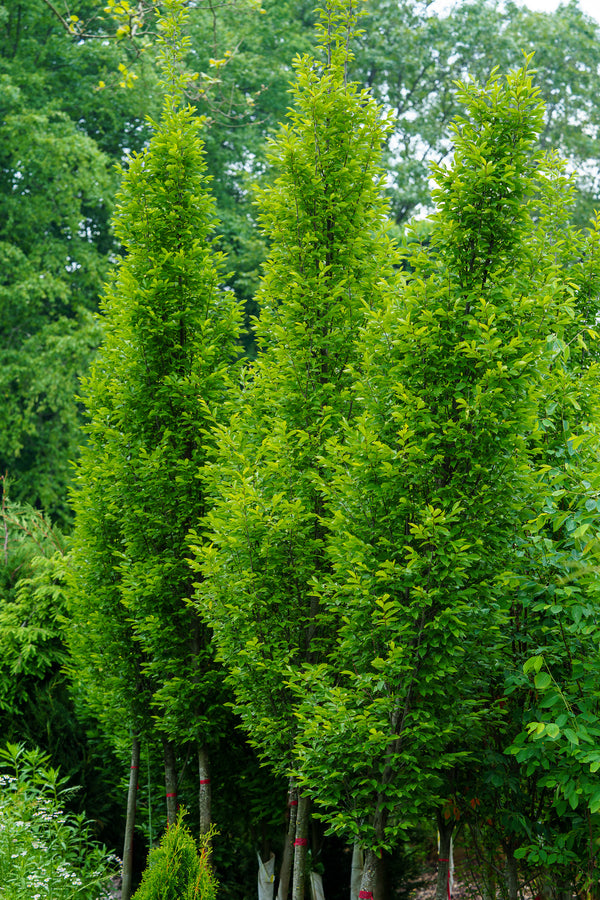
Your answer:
[0,0,158,521]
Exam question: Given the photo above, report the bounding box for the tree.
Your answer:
[0,0,158,521]
[68,1,241,893]
[290,59,600,898]
[195,1,399,895]
[132,809,217,900]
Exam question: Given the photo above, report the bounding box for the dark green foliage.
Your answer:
[0,0,147,521]
[0,483,68,729]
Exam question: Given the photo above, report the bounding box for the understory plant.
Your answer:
[0,742,118,900]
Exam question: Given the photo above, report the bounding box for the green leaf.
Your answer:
[534,671,552,690]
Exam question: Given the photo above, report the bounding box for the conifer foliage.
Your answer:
[132,810,217,900]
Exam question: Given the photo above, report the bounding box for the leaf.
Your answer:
[564,728,580,746]
[524,656,544,675]
[534,672,552,690]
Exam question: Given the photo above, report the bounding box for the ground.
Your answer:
[408,866,471,900]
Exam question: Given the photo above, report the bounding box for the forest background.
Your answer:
[3,0,600,898]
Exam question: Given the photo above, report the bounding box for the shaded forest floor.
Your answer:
[406,865,471,899]
[404,864,541,900]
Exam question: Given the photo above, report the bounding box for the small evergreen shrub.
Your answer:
[132,811,217,900]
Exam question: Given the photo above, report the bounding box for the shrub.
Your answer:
[132,810,217,900]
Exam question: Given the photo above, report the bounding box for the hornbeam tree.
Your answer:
[67,0,241,886]
[290,61,600,900]
[193,1,399,896]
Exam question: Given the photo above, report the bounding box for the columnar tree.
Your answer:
[290,61,600,899]
[67,0,241,887]
[194,1,399,895]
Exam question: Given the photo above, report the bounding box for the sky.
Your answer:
[432,0,600,23]
[524,0,600,18]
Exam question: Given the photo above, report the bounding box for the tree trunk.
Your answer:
[163,738,178,826]
[277,782,298,900]
[350,843,364,900]
[122,734,140,900]
[357,847,377,899]
[481,863,496,900]
[505,847,518,900]
[435,811,454,900]
[374,851,387,900]
[291,793,310,900]
[197,743,211,836]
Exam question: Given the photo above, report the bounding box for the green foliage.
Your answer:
[196,0,399,774]
[4,0,600,518]
[132,810,217,900]
[500,446,600,888]
[0,742,118,900]
[0,0,129,521]
[291,59,600,863]
[0,483,68,723]
[68,0,242,752]
[356,0,600,227]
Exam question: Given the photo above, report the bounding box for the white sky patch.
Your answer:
[430,0,600,23]
[522,0,600,19]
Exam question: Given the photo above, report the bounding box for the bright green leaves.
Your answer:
[69,1,242,751]
[287,59,600,866]
[196,0,399,781]
[155,0,198,114]
[431,59,544,293]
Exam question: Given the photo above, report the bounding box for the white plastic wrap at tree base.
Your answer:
[258,851,276,900]
[309,871,326,900]
[437,832,454,900]
[351,843,364,900]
